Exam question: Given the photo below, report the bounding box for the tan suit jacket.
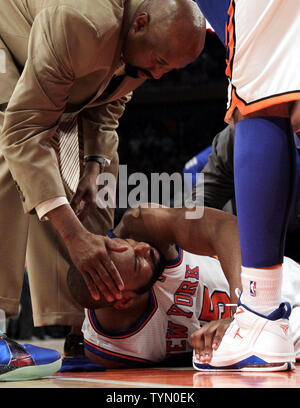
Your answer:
[0,0,144,213]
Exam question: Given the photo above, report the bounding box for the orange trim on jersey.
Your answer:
[84,338,152,365]
[225,0,300,121]
[225,87,300,122]
[225,0,235,79]
[165,247,183,269]
[87,289,158,339]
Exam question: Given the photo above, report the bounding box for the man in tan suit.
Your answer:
[0,0,206,361]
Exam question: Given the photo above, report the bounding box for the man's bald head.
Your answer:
[140,0,206,56]
[123,0,206,79]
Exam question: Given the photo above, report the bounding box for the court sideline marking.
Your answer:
[47,376,191,388]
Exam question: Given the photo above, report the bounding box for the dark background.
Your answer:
[113,31,227,214]
[118,31,227,180]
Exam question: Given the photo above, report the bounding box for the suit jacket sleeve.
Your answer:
[0,5,117,213]
[79,92,133,162]
[191,125,235,209]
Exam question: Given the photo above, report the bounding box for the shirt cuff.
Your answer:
[36,197,69,221]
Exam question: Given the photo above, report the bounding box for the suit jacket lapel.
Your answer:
[84,0,145,105]
[90,75,145,106]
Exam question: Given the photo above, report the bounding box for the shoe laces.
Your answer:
[235,288,241,298]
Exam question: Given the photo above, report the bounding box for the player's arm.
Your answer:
[169,206,241,306]
[113,206,176,254]
[172,206,241,364]
[71,97,131,220]
[116,205,241,304]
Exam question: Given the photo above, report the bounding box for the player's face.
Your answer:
[123,13,192,80]
[109,238,161,293]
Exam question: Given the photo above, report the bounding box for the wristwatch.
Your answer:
[84,155,107,172]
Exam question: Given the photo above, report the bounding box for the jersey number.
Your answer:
[199,287,231,321]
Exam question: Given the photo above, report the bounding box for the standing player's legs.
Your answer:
[192,108,299,372]
[234,117,296,315]
[193,117,297,372]
[193,0,300,371]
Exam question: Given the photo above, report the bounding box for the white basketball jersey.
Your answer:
[225,0,300,123]
[82,248,231,366]
[82,254,300,364]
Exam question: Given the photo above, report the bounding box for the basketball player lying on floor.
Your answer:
[67,205,300,369]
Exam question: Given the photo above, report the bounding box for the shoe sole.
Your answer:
[0,358,62,381]
[193,361,295,372]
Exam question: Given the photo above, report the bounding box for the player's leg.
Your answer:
[194,117,297,372]
[193,117,297,372]
[234,117,296,315]
[193,0,299,372]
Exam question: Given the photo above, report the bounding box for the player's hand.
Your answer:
[70,162,100,221]
[190,318,233,363]
[65,231,128,302]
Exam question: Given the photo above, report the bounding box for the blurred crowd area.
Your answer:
[118,31,227,178]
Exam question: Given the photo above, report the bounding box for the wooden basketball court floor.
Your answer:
[1,339,300,391]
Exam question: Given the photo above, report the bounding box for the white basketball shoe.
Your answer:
[193,300,295,372]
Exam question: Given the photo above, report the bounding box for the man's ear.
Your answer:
[133,12,150,33]
[113,292,137,310]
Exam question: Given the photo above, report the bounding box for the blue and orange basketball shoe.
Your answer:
[0,332,61,381]
[193,300,295,372]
